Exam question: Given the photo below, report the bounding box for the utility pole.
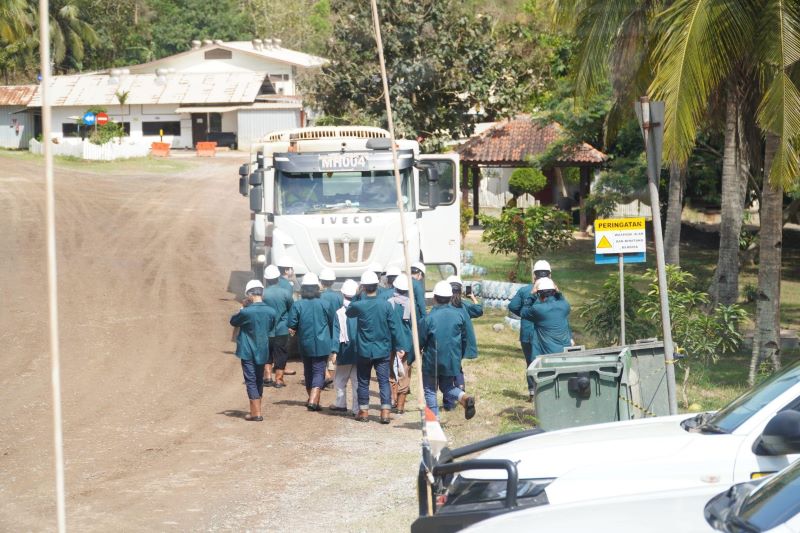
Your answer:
[635,97,678,416]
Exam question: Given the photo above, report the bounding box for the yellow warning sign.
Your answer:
[595,217,646,231]
[594,217,646,255]
[597,235,612,249]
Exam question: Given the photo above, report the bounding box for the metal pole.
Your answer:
[639,96,678,416]
[618,254,626,346]
[39,0,67,530]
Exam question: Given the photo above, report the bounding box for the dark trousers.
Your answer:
[270,335,289,369]
[423,374,464,416]
[443,368,466,410]
[241,359,265,400]
[303,356,327,389]
[522,342,535,394]
[357,356,391,410]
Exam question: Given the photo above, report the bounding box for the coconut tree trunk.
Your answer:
[664,162,683,265]
[711,96,748,305]
[748,134,782,385]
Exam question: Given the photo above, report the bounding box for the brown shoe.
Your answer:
[459,395,476,420]
[355,409,369,422]
[244,398,263,421]
[395,393,407,414]
[274,369,286,388]
[307,387,322,411]
[380,408,391,424]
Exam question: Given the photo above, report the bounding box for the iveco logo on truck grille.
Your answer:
[321,216,373,224]
[319,153,368,170]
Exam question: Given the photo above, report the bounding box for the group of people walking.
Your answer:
[229,258,482,424]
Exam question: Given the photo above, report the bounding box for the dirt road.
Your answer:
[0,153,420,531]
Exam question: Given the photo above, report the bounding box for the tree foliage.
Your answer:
[508,167,547,206]
[479,206,573,280]
[300,0,536,147]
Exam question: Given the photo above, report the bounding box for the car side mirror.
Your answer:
[249,186,263,213]
[754,410,800,456]
[249,169,264,187]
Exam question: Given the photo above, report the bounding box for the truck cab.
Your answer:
[237,126,460,284]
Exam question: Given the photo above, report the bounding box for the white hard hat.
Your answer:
[301,273,320,286]
[533,260,551,272]
[276,257,294,269]
[360,271,379,285]
[319,268,336,281]
[535,277,556,291]
[245,279,264,293]
[264,264,280,280]
[433,280,453,298]
[367,262,384,274]
[411,261,426,274]
[446,275,462,285]
[385,265,401,277]
[393,274,409,292]
[341,279,359,298]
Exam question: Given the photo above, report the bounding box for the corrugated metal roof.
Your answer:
[174,102,302,113]
[28,72,266,107]
[0,85,37,106]
[223,42,327,68]
[457,115,608,166]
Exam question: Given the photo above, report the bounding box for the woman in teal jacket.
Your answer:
[519,277,572,357]
[388,274,414,414]
[444,275,480,410]
[330,279,360,415]
[230,280,277,422]
[287,273,335,412]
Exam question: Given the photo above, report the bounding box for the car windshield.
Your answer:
[709,361,800,433]
[277,169,412,215]
[737,461,800,531]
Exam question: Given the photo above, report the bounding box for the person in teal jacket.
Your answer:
[444,275,481,410]
[346,270,404,424]
[411,261,428,321]
[519,277,572,358]
[263,264,293,388]
[388,274,414,414]
[319,268,342,387]
[230,280,277,422]
[508,259,552,399]
[276,256,297,297]
[419,281,476,420]
[287,273,335,412]
[330,279,360,416]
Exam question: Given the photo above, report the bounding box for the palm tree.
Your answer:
[28,0,98,72]
[549,0,688,265]
[0,0,28,42]
[648,0,799,382]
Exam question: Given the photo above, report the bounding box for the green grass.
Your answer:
[0,148,191,175]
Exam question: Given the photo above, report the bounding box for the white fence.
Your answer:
[29,137,151,161]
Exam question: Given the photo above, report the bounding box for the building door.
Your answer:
[191,113,207,147]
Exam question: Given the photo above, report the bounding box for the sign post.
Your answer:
[635,97,678,416]
[594,217,646,346]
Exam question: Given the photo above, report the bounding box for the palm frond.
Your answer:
[649,0,756,165]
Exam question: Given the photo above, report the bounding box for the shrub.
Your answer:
[507,167,547,207]
[460,204,473,238]
[89,121,125,146]
[479,206,573,280]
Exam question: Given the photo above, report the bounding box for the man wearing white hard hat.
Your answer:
[509,259,553,400]
[387,274,414,413]
[276,257,296,296]
[519,277,572,361]
[381,265,402,300]
[443,275,481,410]
[420,281,476,420]
[346,270,405,424]
[410,261,427,320]
[329,279,360,415]
[287,273,336,412]
[229,280,277,422]
[263,265,294,387]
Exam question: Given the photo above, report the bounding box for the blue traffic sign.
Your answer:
[82,112,96,125]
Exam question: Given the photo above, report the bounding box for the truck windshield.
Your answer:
[277,169,412,215]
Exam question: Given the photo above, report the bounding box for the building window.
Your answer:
[269,73,290,82]
[143,121,181,136]
[62,123,82,137]
[204,48,232,60]
[209,112,222,133]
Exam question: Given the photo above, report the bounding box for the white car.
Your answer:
[411,361,800,533]
[465,456,800,532]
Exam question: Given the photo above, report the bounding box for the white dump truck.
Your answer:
[237,126,461,282]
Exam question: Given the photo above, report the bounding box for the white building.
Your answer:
[0,85,37,149]
[13,38,326,153]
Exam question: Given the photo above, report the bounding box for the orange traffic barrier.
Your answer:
[196,141,217,157]
[150,142,171,157]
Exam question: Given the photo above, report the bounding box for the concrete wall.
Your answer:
[237,108,300,150]
[0,107,33,149]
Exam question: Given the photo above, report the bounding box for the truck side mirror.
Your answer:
[239,164,248,177]
[256,151,265,169]
[754,410,800,455]
[249,186,264,213]
[249,169,264,186]
[423,165,440,209]
[239,176,248,197]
